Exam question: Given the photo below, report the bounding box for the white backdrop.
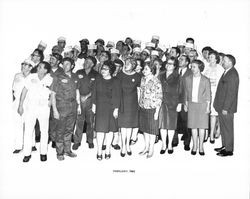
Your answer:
[0,0,249,199]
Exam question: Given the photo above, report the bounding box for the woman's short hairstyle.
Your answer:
[145,61,157,75]
[191,59,205,72]
[125,57,137,70]
[208,50,220,64]
[103,60,116,76]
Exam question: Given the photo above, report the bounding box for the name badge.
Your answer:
[132,78,135,82]
[61,79,68,83]
[90,78,95,81]
[78,75,83,79]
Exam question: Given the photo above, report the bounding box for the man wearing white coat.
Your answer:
[18,61,53,162]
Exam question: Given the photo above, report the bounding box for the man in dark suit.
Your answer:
[172,54,193,150]
[213,54,239,156]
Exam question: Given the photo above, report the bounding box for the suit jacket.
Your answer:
[177,67,193,104]
[159,70,180,110]
[213,67,239,113]
[184,74,211,103]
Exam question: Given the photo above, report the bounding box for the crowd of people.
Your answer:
[12,35,239,162]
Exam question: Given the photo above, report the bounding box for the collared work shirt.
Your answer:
[51,72,79,116]
[76,69,99,96]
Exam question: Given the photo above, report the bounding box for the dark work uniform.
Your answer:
[48,67,64,143]
[51,72,79,155]
[92,76,121,133]
[173,67,192,147]
[74,69,99,145]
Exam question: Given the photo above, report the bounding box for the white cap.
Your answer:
[152,35,160,40]
[185,42,194,49]
[39,40,47,48]
[106,41,115,47]
[88,44,97,50]
[145,42,155,48]
[133,47,141,53]
[157,44,166,52]
[64,46,73,53]
[177,41,185,46]
[73,45,81,52]
[142,49,150,55]
[104,46,109,51]
[133,40,141,45]
[110,48,120,54]
[151,50,159,56]
[22,58,35,68]
[57,36,66,42]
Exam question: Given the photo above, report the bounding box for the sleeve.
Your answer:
[183,77,188,103]
[51,76,59,94]
[91,76,97,105]
[223,72,239,111]
[204,77,211,102]
[112,78,122,109]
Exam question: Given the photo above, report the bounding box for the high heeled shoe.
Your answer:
[168,149,174,154]
[127,151,132,156]
[120,152,126,157]
[105,153,111,159]
[96,154,102,160]
[199,151,205,156]
[191,150,197,155]
[160,149,166,154]
[210,139,215,144]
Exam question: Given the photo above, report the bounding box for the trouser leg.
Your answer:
[38,108,50,155]
[219,113,234,151]
[49,108,57,142]
[12,102,24,150]
[64,113,77,153]
[74,106,84,144]
[23,113,37,156]
[55,117,66,155]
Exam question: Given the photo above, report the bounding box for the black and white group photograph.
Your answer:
[0,0,249,198]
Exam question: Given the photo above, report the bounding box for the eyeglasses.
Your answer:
[31,54,39,57]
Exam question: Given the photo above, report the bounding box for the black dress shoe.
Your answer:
[191,150,197,155]
[52,141,56,148]
[184,145,190,151]
[97,154,102,160]
[127,151,132,156]
[112,144,120,150]
[160,149,166,154]
[199,151,205,156]
[168,149,174,154]
[105,153,111,159]
[32,146,37,151]
[88,143,94,149]
[13,149,22,154]
[23,155,31,162]
[217,150,233,157]
[40,154,47,161]
[210,139,215,144]
[102,145,106,150]
[120,152,126,157]
[214,146,225,152]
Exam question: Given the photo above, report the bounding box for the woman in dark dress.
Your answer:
[158,57,179,154]
[92,61,121,160]
[117,57,141,157]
